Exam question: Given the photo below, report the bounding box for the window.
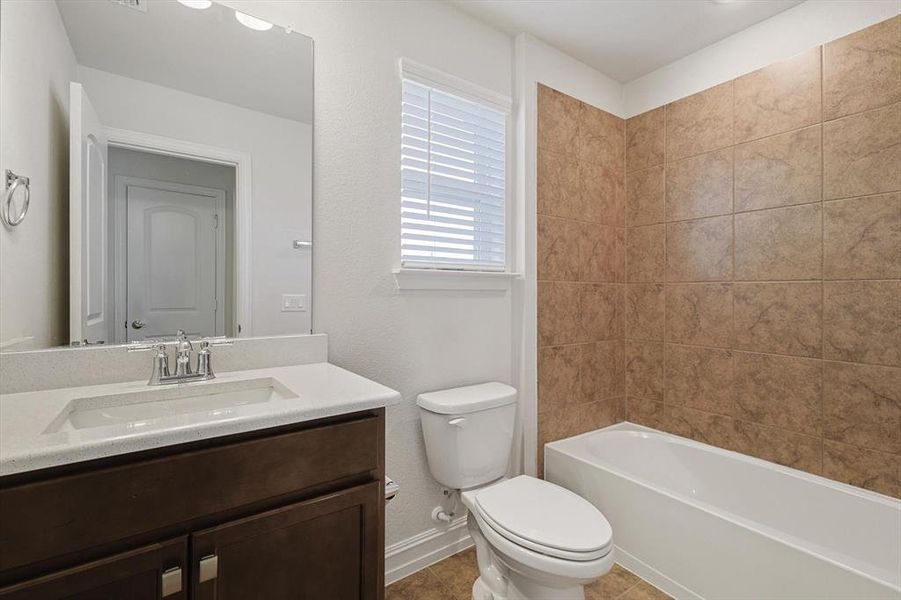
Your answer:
[400,62,509,272]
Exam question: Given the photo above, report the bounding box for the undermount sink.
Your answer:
[44,378,298,433]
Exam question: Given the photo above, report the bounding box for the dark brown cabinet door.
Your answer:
[0,537,186,600]
[191,482,381,600]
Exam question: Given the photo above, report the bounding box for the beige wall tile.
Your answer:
[666,216,733,282]
[824,361,901,454]
[538,84,580,156]
[580,283,624,342]
[626,224,665,282]
[823,102,901,200]
[537,216,579,281]
[538,345,582,413]
[734,203,822,281]
[626,107,665,172]
[824,281,901,366]
[734,125,822,213]
[581,162,625,227]
[823,193,901,279]
[538,149,581,219]
[538,281,581,346]
[666,283,734,348]
[579,223,624,283]
[626,340,664,401]
[734,47,822,143]
[581,340,625,401]
[664,405,740,450]
[734,282,822,357]
[733,351,823,436]
[666,148,734,221]
[580,397,626,432]
[824,440,901,497]
[666,344,735,415]
[626,165,665,227]
[666,82,733,161]
[626,396,666,429]
[824,16,901,121]
[733,421,823,474]
[626,283,665,341]
[579,102,624,167]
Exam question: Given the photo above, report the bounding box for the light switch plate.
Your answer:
[281,294,306,312]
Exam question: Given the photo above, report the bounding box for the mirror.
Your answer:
[0,0,313,351]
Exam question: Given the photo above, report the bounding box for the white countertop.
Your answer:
[0,362,401,477]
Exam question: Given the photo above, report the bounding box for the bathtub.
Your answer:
[545,422,901,600]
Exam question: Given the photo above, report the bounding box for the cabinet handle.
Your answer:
[198,554,219,583]
[161,566,182,597]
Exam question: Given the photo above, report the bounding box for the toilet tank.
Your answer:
[417,382,517,490]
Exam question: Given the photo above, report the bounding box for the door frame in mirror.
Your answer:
[100,127,253,340]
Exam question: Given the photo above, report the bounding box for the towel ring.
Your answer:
[1,170,30,227]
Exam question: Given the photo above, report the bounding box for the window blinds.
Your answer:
[401,78,507,271]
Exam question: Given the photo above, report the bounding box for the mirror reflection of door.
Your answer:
[121,178,226,342]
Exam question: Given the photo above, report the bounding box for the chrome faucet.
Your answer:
[129,330,231,386]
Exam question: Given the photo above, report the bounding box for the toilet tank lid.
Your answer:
[417,382,517,415]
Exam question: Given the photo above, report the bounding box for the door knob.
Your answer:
[131,320,146,329]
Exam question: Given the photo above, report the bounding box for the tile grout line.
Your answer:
[819,41,826,474]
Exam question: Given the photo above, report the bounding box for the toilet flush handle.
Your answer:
[448,417,466,427]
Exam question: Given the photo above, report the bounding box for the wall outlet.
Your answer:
[281,294,306,312]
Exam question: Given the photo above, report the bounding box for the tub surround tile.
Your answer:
[823,281,901,367]
[734,203,822,281]
[665,148,733,221]
[823,361,901,454]
[665,345,735,416]
[582,161,626,227]
[580,102,624,168]
[538,281,582,347]
[626,165,665,227]
[538,84,580,156]
[537,149,581,219]
[823,16,901,121]
[823,440,901,497]
[581,396,626,432]
[626,396,666,430]
[626,107,665,172]
[537,216,580,281]
[579,224,624,283]
[823,102,901,200]
[733,282,822,358]
[734,47,822,143]
[666,82,733,161]
[666,283,733,348]
[733,352,823,436]
[733,421,823,474]
[734,125,822,213]
[581,340,626,401]
[666,216,733,282]
[664,405,739,450]
[626,283,665,341]
[823,193,901,280]
[627,224,665,283]
[538,345,582,413]
[626,341,664,401]
[580,284,625,342]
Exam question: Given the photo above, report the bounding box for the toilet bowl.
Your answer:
[417,383,614,600]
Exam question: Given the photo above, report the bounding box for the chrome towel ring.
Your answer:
[1,169,30,227]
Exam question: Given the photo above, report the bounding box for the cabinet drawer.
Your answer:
[0,415,379,574]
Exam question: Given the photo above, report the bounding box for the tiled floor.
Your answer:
[386,548,672,600]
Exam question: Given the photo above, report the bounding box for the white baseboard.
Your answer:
[614,546,703,600]
[385,515,473,586]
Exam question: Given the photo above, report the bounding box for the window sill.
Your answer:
[393,268,520,291]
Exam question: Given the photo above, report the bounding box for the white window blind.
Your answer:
[401,76,507,271]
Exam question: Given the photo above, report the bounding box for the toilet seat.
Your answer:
[471,476,613,562]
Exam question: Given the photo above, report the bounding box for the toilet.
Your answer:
[417,382,614,600]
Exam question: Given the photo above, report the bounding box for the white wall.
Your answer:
[217,0,515,550]
[0,0,77,350]
[77,66,313,337]
[623,0,901,117]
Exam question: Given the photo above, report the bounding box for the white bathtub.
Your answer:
[545,422,901,600]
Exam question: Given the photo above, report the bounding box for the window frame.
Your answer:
[397,59,514,286]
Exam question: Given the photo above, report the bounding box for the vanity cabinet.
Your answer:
[0,409,385,600]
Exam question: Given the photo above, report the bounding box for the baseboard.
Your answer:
[384,515,473,586]
[614,546,703,600]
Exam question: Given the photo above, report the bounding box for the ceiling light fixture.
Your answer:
[177,0,212,9]
[235,10,273,31]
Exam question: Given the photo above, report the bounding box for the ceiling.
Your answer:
[56,0,313,123]
[449,0,804,83]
